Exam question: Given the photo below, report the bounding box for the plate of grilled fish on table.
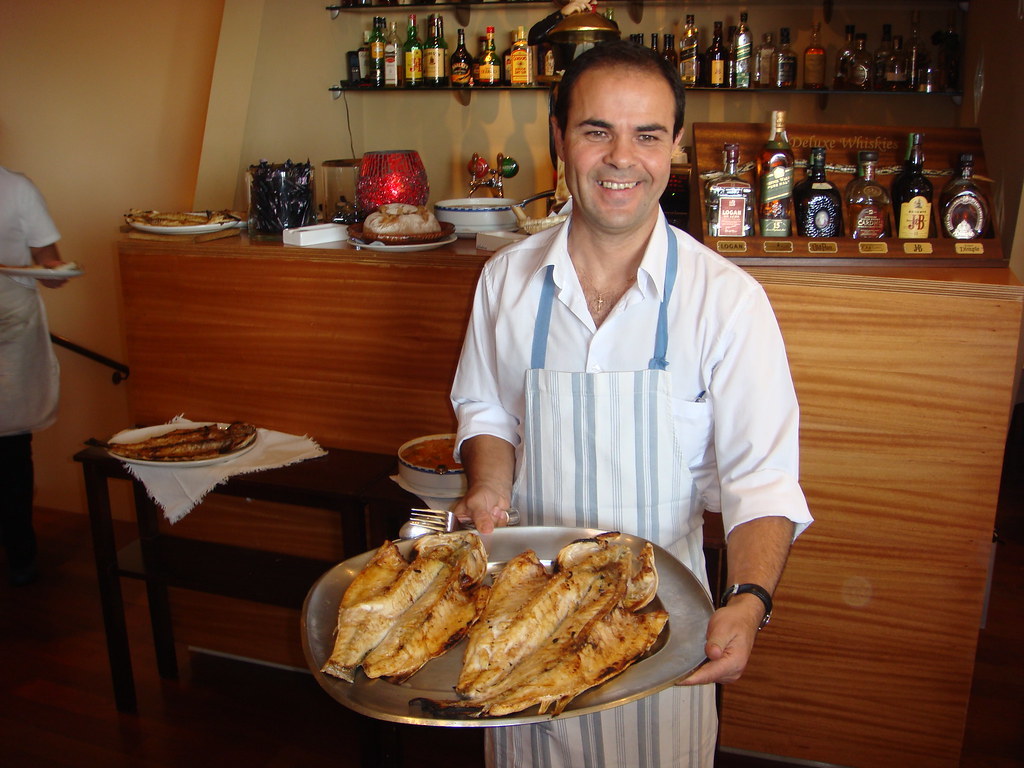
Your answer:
[301,527,713,727]
[103,420,258,467]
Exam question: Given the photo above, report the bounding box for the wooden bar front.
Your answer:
[116,235,1023,768]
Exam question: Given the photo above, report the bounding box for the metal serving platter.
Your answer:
[301,526,713,727]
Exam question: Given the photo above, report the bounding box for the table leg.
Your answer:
[132,483,179,680]
[83,466,137,713]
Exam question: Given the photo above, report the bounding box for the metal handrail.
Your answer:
[50,334,129,385]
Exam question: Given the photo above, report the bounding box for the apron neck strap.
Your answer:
[530,219,679,371]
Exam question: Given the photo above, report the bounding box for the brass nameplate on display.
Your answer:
[807,241,838,254]
[763,240,794,253]
[857,242,888,254]
[716,240,748,253]
[955,242,985,255]
[902,241,934,255]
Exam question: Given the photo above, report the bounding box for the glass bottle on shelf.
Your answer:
[725,25,737,87]
[905,10,928,91]
[403,14,423,88]
[846,34,873,90]
[649,32,660,55]
[477,26,501,87]
[502,31,514,86]
[706,21,726,88]
[706,143,755,237]
[845,151,891,240]
[774,27,797,89]
[833,25,856,90]
[679,15,700,86]
[662,33,678,72]
[891,132,934,239]
[757,110,795,237]
[803,22,825,90]
[937,15,960,92]
[793,147,843,237]
[873,23,892,90]
[940,153,990,240]
[423,14,449,88]
[450,28,472,88]
[883,35,908,91]
[510,25,531,86]
[357,30,371,85]
[733,12,752,88]
[753,32,775,88]
[384,21,403,88]
[369,16,386,89]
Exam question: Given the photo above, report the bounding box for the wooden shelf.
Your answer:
[690,121,1001,266]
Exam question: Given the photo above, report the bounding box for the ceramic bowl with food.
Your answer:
[433,198,518,236]
[397,433,467,497]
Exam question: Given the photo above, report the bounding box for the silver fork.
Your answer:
[399,507,520,539]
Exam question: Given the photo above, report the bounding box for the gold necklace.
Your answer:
[576,266,636,321]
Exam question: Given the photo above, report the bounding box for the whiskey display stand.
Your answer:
[690,122,1002,266]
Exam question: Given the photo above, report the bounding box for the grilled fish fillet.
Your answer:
[108,422,257,461]
[321,531,488,683]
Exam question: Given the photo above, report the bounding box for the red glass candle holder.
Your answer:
[356,150,429,218]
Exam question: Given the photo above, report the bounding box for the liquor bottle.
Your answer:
[883,35,908,91]
[450,28,473,87]
[706,143,755,237]
[905,10,928,91]
[937,16,960,92]
[891,133,933,239]
[649,32,660,55]
[753,32,775,88]
[502,32,514,86]
[833,25,856,89]
[846,34,872,90]
[706,21,726,88]
[403,15,423,88]
[384,21,403,88]
[803,22,825,89]
[940,153,990,240]
[873,23,892,90]
[662,33,678,72]
[369,17,387,89]
[510,25,531,86]
[733,12,752,88]
[845,150,891,239]
[679,15,700,86]
[725,25,737,87]
[357,30,371,85]
[423,15,449,87]
[757,110,795,237]
[477,26,501,87]
[774,27,797,89]
[472,35,485,83]
[793,147,844,237]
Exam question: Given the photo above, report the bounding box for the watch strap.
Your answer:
[721,583,773,630]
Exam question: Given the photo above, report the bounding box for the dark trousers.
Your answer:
[0,433,36,570]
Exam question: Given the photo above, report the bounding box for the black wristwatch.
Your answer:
[721,583,773,630]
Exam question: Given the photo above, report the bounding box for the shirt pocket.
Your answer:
[669,397,714,467]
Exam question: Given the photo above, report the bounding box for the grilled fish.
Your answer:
[321,531,488,683]
[107,422,257,461]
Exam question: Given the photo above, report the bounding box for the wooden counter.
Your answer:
[117,234,1023,768]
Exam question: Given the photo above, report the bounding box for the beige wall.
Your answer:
[1,0,224,513]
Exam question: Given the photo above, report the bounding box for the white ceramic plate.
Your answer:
[346,234,458,253]
[302,527,713,727]
[107,421,258,467]
[127,218,242,235]
[0,264,84,279]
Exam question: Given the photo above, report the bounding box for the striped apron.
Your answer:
[488,223,717,767]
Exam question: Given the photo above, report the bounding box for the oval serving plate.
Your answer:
[301,526,712,727]
[106,420,258,468]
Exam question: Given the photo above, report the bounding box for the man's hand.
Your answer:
[560,0,593,16]
[452,435,516,533]
[677,594,765,686]
[30,243,69,289]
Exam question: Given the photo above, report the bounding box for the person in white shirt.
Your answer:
[0,166,70,586]
[450,40,813,767]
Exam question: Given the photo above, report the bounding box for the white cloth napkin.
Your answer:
[119,417,326,524]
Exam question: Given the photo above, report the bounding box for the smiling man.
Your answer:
[450,40,812,767]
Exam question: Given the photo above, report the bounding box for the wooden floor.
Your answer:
[2,444,1022,768]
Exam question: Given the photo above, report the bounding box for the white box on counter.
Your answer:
[282,223,348,246]
[475,230,528,251]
